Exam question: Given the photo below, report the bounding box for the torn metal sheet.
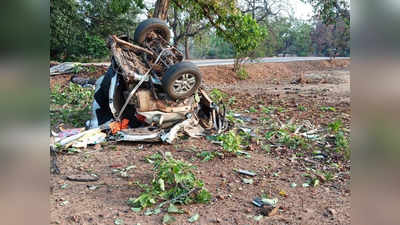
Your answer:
[72,131,106,148]
[184,122,205,138]
[161,118,192,144]
[115,127,162,142]
[57,128,105,148]
[160,116,205,143]
[137,111,186,126]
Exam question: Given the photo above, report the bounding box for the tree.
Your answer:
[167,6,208,59]
[154,0,170,20]
[311,16,350,57]
[302,0,350,25]
[50,0,144,61]
[50,0,82,59]
[153,0,266,71]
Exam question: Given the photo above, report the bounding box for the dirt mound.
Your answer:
[200,59,350,85]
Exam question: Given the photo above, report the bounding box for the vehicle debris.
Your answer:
[80,18,228,144]
[71,75,96,87]
[236,169,257,177]
[57,128,106,148]
[242,178,254,184]
[253,197,279,208]
[66,174,100,182]
[260,205,279,217]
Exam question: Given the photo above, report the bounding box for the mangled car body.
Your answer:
[86,18,227,143]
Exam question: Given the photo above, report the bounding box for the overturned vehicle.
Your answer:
[87,19,227,143]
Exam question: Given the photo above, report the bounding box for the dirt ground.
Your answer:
[50,59,351,225]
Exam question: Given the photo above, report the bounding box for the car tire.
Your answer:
[134,18,171,45]
[162,62,202,100]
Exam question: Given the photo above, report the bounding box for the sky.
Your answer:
[289,0,313,20]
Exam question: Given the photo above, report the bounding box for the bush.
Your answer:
[50,83,94,128]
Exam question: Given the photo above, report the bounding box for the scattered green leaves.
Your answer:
[128,153,211,210]
[217,131,242,154]
[162,214,176,224]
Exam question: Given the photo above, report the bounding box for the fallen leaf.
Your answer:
[168,204,184,214]
[162,214,176,224]
[131,207,141,212]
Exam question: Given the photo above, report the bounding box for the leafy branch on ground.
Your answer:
[216,131,242,154]
[327,119,350,159]
[128,152,211,211]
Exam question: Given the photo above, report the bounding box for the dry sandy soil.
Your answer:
[50,59,351,225]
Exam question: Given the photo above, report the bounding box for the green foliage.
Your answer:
[128,153,211,209]
[50,0,144,61]
[321,106,336,112]
[328,119,343,133]
[217,14,267,57]
[249,106,257,113]
[278,130,308,150]
[217,131,242,154]
[328,119,350,159]
[209,88,227,103]
[265,125,309,150]
[334,130,350,159]
[302,0,350,25]
[257,17,313,57]
[196,151,217,162]
[297,105,307,111]
[237,67,249,80]
[192,33,235,59]
[225,111,244,125]
[173,0,266,65]
[50,83,94,128]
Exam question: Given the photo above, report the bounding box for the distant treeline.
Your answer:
[50,0,350,62]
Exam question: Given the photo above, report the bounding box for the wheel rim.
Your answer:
[172,73,196,95]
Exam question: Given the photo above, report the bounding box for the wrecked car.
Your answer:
[86,18,228,143]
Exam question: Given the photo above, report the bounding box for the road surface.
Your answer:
[78,57,350,68]
[188,57,350,67]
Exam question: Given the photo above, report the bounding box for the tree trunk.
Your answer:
[184,37,190,59]
[154,0,170,20]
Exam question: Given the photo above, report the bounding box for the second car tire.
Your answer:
[162,62,202,100]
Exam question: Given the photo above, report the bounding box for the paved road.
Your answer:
[188,57,350,67]
[76,57,350,68]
